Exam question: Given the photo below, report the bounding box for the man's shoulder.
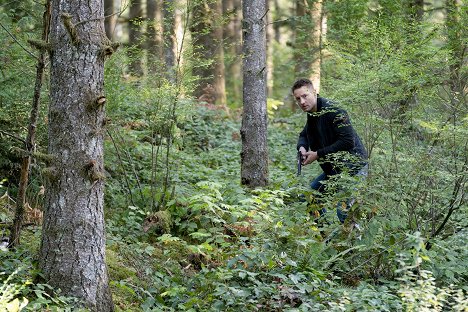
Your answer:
[318,97,347,115]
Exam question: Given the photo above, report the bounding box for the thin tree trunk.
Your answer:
[213,0,227,106]
[39,0,114,309]
[294,0,322,93]
[273,0,281,42]
[309,0,322,93]
[147,0,163,74]
[104,0,116,40]
[223,0,242,103]
[241,0,268,187]
[129,0,144,76]
[397,0,426,121]
[191,0,226,107]
[266,0,274,97]
[9,0,51,247]
[446,0,464,95]
[163,0,176,78]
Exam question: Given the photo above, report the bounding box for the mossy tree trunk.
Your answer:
[240,0,268,187]
[39,0,114,310]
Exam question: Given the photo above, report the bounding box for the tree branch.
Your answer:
[0,22,38,60]
[0,130,26,144]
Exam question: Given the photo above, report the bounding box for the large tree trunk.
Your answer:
[39,0,114,310]
[240,0,268,187]
[190,0,226,106]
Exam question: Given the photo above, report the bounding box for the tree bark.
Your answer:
[39,0,114,310]
[9,0,51,247]
[191,0,226,106]
[241,0,269,187]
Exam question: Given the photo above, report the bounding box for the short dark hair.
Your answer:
[291,78,314,93]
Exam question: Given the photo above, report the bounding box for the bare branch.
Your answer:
[0,21,38,60]
[0,130,26,144]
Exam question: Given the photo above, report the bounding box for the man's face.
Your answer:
[293,85,317,113]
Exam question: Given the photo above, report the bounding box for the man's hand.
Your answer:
[298,146,307,156]
[302,151,318,165]
[298,147,307,165]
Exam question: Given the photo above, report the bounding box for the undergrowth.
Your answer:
[2,101,466,311]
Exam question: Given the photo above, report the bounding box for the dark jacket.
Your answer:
[297,97,368,175]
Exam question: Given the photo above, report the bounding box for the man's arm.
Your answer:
[297,124,309,151]
[316,110,355,158]
[297,122,319,165]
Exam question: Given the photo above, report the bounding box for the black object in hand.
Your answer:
[297,151,302,176]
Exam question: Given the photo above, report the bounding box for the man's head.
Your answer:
[292,78,317,113]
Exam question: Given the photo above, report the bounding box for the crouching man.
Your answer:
[293,78,368,223]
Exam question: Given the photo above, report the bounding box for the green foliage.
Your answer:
[0,245,81,311]
[0,269,29,312]
[0,0,466,311]
[0,8,48,194]
[99,52,466,309]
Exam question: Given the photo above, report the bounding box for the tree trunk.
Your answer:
[163,0,177,78]
[104,0,116,40]
[266,0,274,97]
[147,0,163,74]
[223,0,242,103]
[397,0,426,120]
[39,0,114,310]
[446,0,464,95]
[9,0,51,247]
[273,0,281,42]
[294,0,322,93]
[241,0,268,187]
[309,0,322,93]
[129,0,144,76]
[191,0,226,106]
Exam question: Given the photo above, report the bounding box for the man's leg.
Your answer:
[336,165,368,223]
[310,172,328,217]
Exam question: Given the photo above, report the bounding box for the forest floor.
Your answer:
[1,106,467,311]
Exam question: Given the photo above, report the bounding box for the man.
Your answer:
[293,78,368,223]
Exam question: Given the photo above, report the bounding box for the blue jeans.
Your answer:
[310,165,368,223]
